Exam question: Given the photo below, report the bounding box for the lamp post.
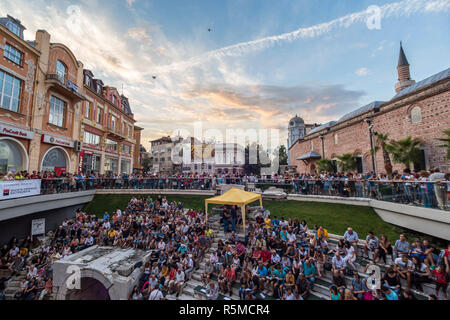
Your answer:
[319,134,325,158]
[365,117,377,175]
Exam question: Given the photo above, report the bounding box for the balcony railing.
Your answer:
[2,178,448,210]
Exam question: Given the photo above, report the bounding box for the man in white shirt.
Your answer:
[206,282,219,300]
[170,269,185,298]
[149,284,164,300]
[332,252,347,276]
[394,255,413,289]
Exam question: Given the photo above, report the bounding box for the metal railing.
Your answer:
[1,177,448,210]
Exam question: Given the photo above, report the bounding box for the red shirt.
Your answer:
[261,250,271,263]
[433,269,447,284]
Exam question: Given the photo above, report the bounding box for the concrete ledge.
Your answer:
[95,189,216,196]
[286,194,371,207]
[370,200,450,241]
[0,190,96,222]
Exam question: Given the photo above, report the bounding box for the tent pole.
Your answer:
[205,202,208,224]
[241,204,246,235]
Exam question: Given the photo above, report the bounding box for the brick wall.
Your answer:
[290,83,450,174]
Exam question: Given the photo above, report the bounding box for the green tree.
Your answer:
[436,129,450,160]
[374,133,393,176]
[142,157,151,170]
[278,145,288,166]
[337,153,357,172]
[385,136,422,169]
[316,158,334,172]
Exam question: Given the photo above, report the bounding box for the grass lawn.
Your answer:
[84,194,447,247]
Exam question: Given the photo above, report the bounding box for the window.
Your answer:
[334,133,338,145]
[105,138,118,151]
[49,95,65,127]
[128,125,133,138]
[110,116,117,131]
[97,84,102,94]
[411,106,422,123]
[310,141,314,150]
[84,101,92,119]
[4,44,22,65]
[0,71,21,112]
[56,60,66,82]
[96,108,102,124]
[122,144,131,154]
[83,131,101,146]
[112,95,116,105]
[84,75,90,86]
[7,22,22,38]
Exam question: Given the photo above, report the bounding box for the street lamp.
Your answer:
[319,134,325,158]
[365,117,377,175]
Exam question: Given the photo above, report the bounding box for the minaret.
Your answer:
[395,42,415,93]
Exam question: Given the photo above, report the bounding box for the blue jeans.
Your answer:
[224,219,230,232]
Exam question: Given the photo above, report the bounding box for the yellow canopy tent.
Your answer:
[205,188,263,234]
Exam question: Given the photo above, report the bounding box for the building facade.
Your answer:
[289,44,450,174]
[0,16,39,174]
[287,115,319,165]
[79,70,137,175]
[148,136,183,174]
[0,15,143,176]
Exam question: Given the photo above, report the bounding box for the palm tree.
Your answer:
[436,129,450,160]
[337,153,357,172]
[374,133,393,176]
[317,159,334,173]
[385,136,422,169]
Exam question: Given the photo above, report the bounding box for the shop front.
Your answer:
[120,158,131,174]
[0,123,34,173]
[79,150,101,174]
[41,134,74,175]
[104,157,119,174]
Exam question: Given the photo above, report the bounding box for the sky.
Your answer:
[1,0,449,150]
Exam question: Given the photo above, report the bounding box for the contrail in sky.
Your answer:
[151,0,450,74]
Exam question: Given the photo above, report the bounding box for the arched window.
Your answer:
[56,60,66,82]
[0,139,25,172]
[334,133,338,145]
[42,148,67,172]
[410,106,422,123]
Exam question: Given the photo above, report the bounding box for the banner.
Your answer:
[31,218,45,236]
[0,179,41,200]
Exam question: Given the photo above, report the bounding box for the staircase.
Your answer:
[170,216,443,301]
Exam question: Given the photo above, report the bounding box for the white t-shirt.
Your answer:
[176,271,185,283]
[394,258,413,271]
[149,289,163,300]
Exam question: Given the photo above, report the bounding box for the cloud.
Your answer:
[183,83,365,129]
[355,67,371,76]
[126,0,136,7]
[151,0,450,74]
[125,27,152,43]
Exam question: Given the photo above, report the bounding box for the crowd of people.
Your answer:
[199,206,450,300]
[0,194,449,301]
[1,168,449,210]
[0,195,213,300]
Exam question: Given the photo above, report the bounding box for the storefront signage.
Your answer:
[0,179,41,200]
[0,124,34,140]
[42,134,74,148]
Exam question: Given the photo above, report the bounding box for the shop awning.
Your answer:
[296,151,322,160]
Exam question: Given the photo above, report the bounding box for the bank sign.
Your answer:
[0,124,34,140]
[0,179,41,200]
[42,134,74,148]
